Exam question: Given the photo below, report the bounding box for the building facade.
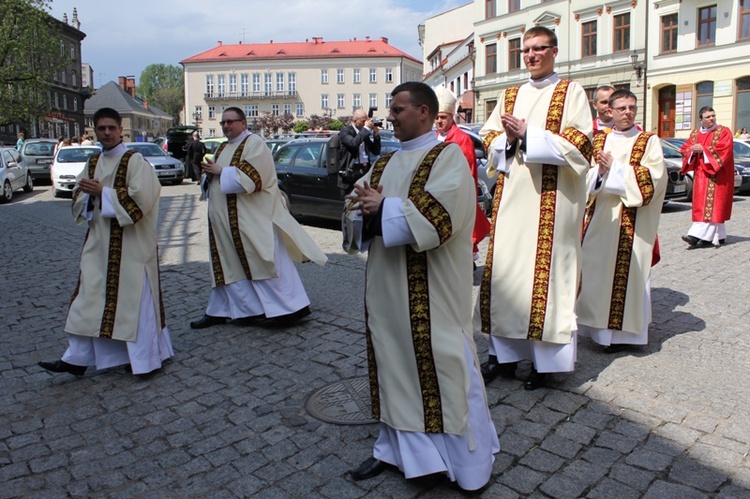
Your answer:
[83,78,174,142]
[0,8,89,144]
[181,37,422,137]
[420,3,478,123]
[470,0,750,136]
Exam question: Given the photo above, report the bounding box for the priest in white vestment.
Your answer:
[39,107,173,377]
[577,90,666,350]
[190,107,327,330]
[343,82,498,491]
[476,27,593,390]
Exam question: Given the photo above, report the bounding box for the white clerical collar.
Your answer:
[700,124,718,133]
[102,142,127,157]
[528,72,559,89]
[597,117,615,129]
[400,131,440,151]
[228,130,251,144]
[612,126,640,138]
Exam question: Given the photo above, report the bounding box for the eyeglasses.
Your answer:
[219,118,242,126]
[388,105,419,116]
[522,45,553,55]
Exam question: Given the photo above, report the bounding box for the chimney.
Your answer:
[312,37,323,44]
[118,76,126,88]
[365,36,370,42]
[380,37,388,44]
[218,41,222,46]
[127,77,136,97]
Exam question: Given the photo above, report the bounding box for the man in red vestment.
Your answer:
[434,85,491,261]
[680,106,734,248]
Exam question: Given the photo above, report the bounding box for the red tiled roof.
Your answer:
[181,37,420,64]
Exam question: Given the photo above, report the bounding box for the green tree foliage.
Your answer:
[137,64,184,121]
[0,0,65,127]
[293,120,309,133]
[329,119,344,131]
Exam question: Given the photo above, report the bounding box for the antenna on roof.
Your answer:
[240,28,246,44]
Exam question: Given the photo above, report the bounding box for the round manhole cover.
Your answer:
[305,376,378,425]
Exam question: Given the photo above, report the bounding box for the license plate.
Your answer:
[158,171,173,176]
[37,159,52,164]
[673,184,686,193]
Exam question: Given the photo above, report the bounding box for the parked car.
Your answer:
[50,146,101,197]
[660,139,688,203]
[19,138,57,182]
[733,138,750,159]
[266,138,294,157]
[124,142,184,185]
[164,126,199,164]
[0,147,33,203]
[274,138,405,220]
[202,137,228,163]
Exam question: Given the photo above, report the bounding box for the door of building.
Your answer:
[658,86,676,138]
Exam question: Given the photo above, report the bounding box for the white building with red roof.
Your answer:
[181,36,422,137]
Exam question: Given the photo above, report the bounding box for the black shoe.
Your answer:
[189,314,228,329]
[38,360,87,376]
[232,314,266,326]
[681,235,699,247]
[695,239,715,249]
[480,358,517,382]
[603,344,625,354]
[263,306,311,327]
[524,369,548,390]
[350,457,387,481]
[718,238,726,245]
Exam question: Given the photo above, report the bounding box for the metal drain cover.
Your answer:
[305,376,378,425]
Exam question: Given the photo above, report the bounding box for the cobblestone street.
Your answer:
[1,182,749,498]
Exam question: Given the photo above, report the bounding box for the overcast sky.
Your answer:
[48,0,469,88]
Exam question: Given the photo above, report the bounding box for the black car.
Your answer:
[164,125,199,164]
[660,139,688,203]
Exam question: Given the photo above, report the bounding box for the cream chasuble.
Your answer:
[578,129,666,336]
[477,75,593,345]
[344,141,477,435]
[65,145,164,342]
[207,132,326,287]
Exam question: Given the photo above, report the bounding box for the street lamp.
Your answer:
[631,51,645,80]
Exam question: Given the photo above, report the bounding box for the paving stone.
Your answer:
[539,472,588,498]
[625,449,674,472]
[554,422,598,445]
[539,433,583,459]
[519,448,566,473]
[669,457,729,492]
[587,477,641,499]
[581,446,623,467]
[498,465,547,495]
[642,480,710,499]
[498,431,537,457]
[594,431,641,453]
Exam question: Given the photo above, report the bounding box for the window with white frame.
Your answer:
[369,93,377,107]
[288,72,296,93]
[208,106,216,119]
[206,74,214,96]
[353,68,361,83]
[241,73,249,95]
[296,103,304,116]
[337,69,344,83]
[217,74,225,96]
[353,93,362,108]
[337,94,345,108]
[277,72,284,92]
[321,94,329,109]
[385,68,393,83]
[209,128,216,136]
[321,69,328,83]
[73,97,78,111]
[71,71,77,87]
[243,105,252,117]
[272,104,279,116]
[252,73,260,92]
[385,94,392,108]
[229,74,237,94]
[248,104,259,117]
[264,73,272,95]
[369,68,376,83]
[284,104,292,115]
[194,105,203,120]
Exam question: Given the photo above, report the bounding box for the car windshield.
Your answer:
[660,141,682,158]
[24,142,56,156]
[126,143,167,156]
[56,147,100,163]
[734,140,750,157]
[205,141,223,154]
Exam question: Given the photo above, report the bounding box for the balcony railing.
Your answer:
[204,91,299,101]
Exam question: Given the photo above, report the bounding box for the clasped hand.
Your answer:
[346,181,384,216]
[500,114,527,142]
[201,159,222,176]
[78,178,103,196]
[596,151,613,176]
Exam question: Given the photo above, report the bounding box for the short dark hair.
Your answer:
[93,107,122,127]
[524,26,558,47]
[594,85,615,100]
[223,106,246,121]
[608,89,637,107]
[391,82,439,120]
[698,106,715,120]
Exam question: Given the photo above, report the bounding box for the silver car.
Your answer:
[124,142,185,185]
[50,146,101,197]
[19,139,57,181]
[1,147,33,203]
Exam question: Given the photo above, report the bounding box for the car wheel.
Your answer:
[684,175,693,202]
[172,177,183,185]
[1,181,12,203]
[23,174,33,193]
